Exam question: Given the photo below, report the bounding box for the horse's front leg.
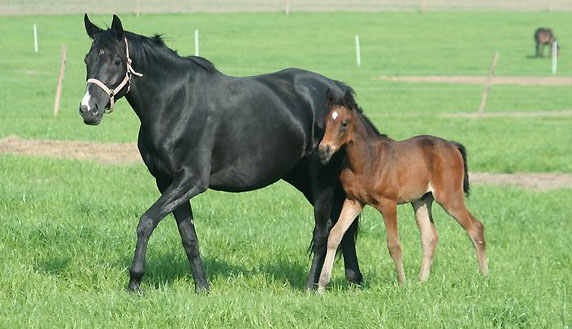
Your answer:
[128,170,207,292]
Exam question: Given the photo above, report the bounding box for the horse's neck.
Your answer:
[345,115,387,173]
[124,44,201,128]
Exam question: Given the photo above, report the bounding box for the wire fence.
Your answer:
[1,0,572,15]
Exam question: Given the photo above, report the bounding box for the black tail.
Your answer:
[453,141,470,197]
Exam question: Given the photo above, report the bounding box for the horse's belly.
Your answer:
[208,138,306,192]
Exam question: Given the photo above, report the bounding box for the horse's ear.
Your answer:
[325,89,334,107]
[111,14,125,40]
[84,14,103,39]
[343,90,355,110]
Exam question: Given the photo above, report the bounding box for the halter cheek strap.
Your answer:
[86,38,143,113]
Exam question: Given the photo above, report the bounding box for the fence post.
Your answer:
[477,51,499,116]
[285,0,290,15]
[355,34,361,67]
[552,41,558,74]
[54,44,67,116]
[33,24,38,53]
[194,29,199,56]
[136,0,141,16]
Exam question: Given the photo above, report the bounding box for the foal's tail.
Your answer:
[453,141,470,197]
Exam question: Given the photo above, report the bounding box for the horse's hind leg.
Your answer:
[378,200,406,284]
[434,192,488,276]
[318,199,363,292]
[412,195,438,281]
[173,201,209,293]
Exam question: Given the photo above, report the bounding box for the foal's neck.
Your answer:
[345,113,389,173]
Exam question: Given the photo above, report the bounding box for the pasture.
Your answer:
[1,11,571,328]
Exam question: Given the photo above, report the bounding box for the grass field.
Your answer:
[1,11,571,328]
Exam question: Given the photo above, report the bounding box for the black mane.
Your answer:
[124,32,217,73]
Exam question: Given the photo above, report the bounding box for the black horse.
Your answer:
[80,14,362,292]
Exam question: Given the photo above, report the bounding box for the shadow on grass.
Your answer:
[139,253,311,290]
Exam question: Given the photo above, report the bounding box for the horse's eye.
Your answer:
[341,120,349,128]
[114,59,121,66]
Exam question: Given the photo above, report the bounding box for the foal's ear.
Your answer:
[325,89,335,108]
[111,14,125,40]
[343,90,355,110]
[84,14,103,39]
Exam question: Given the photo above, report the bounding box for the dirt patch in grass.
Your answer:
[0,135,140,165]
[376,76,572,86]
[1,135,571,190]
[441,110,572,118]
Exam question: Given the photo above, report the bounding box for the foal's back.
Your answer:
[367,135,465,204]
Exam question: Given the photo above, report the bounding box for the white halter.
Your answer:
[86,37,143,113]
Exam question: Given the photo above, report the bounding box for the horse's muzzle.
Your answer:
[318,144,333,164]
[79,104,102,125]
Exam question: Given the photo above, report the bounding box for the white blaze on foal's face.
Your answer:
[332,111,339,121]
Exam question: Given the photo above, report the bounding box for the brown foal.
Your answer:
[316,90,488,292]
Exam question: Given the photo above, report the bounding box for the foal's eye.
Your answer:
[341,120,349,128]
[113,59,121,66]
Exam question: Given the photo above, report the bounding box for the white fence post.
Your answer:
[33,24,38,53]
[552,41,558,74]
[194,29,199,56]
[355,34,361,67]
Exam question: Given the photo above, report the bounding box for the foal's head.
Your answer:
[318,89,356,164]
[80,14,134,125]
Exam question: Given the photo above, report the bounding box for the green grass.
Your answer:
[1,11,572,328]
[1,155,571,328]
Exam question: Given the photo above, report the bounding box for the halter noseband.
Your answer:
[86,37,143,113]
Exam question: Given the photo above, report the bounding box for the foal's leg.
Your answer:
[378,200,406,284]
[128,171,207,292]
[412,196,438,281]
[172,201,209,293]
[317,199,363,292]
[435,193,488,276]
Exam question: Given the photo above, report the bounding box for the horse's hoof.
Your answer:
[127,281,143,294]
[345,270,363,285]
[195,285,210,295]
[305,281,317,291]
[317,286,326,294]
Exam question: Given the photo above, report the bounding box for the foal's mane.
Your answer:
[336,89,387,138]
[124,32,217,73]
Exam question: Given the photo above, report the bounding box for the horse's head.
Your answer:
[80,14,140,125]
[318,89,356,164]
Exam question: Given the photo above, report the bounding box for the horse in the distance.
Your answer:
[535,27,559,57]
[79,14,363,292]
[316,90,488,292]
